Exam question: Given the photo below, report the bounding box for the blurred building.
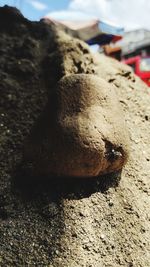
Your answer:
[116,29,150,58]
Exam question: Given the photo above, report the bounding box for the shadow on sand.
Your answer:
[12,162,122,201]
[9,162,122,263]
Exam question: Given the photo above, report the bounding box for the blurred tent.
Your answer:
[43,16,124,46]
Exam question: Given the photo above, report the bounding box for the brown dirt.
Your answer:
[0,6,150,267]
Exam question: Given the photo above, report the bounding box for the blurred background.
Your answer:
[1,0,150,86]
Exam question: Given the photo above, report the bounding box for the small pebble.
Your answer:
[109,200,114,207]
[100,234,105,240]
[55,250,59,255]
[7,94,12,100]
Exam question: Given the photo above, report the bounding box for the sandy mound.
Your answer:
[0,6,149,267]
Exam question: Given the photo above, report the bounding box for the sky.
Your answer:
[0,0,150,31]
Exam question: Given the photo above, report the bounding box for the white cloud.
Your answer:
[69,0,109,19]
[69,0,150,30]
[45,10,97,21]
[27,0,48,11]
[44,0,150,30]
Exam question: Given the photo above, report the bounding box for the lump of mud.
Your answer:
[25,74,129,177]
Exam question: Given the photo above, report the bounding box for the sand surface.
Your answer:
[0,6,150,267]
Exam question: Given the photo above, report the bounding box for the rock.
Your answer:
[24,74,129,177]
